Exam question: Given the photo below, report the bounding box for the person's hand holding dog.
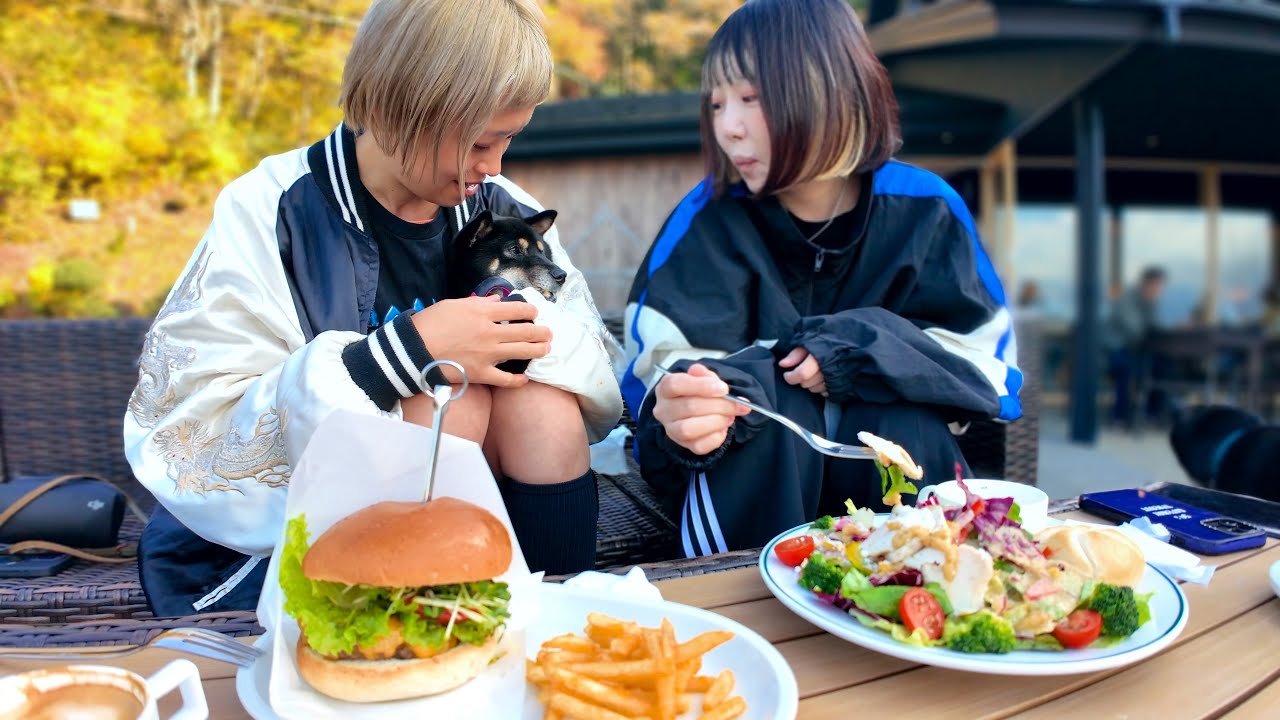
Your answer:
[778,346,827,396]
[653,363,751,455]
[411,295,551,386]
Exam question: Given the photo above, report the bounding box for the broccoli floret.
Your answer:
[1088,583,1141,636]
[810,515,835,530]
[798,552,845,596]
[944,613,1017,654]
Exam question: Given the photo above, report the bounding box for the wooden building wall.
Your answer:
[503,153,704,313]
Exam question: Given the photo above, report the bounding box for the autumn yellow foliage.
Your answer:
[2,0,850,317]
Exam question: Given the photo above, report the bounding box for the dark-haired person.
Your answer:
[1103,266,1168,426]
[621,0,1021,556]
[124,0,621,615]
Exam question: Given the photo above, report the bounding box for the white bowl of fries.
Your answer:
[525,582,797,720]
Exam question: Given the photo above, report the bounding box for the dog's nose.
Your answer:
[550,265,567,284]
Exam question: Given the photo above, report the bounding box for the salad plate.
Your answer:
[760,520,1189,676]
[238,581,798,719]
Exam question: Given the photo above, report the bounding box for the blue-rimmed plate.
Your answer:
[759,521,1189,675]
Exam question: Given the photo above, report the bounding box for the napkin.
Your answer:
[561,566,664,604]
[1062,517,1215,585]
[257,410,541,719]
[588,425,632,476]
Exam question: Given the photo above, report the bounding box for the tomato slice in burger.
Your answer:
[900,587,945,640]
[774,535,815,567]
[1053,609,1103,649]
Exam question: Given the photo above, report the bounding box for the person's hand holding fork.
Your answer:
[653,363,751,455]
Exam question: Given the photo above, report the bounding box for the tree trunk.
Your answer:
[182,0,198,101]
[207,1,222,119]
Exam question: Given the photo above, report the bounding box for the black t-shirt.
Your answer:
[364,189,450,332]
[790,208,859,251]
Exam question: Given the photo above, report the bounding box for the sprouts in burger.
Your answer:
[279,497,513,702]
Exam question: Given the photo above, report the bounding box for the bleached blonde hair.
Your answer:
[341,0,551,178]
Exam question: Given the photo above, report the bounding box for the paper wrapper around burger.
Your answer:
[256,409,539,719]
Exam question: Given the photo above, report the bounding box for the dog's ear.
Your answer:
[524,209,557,236]
[457,210,494,247]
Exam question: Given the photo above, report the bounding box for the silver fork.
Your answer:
[653,365,878,460]
[0,627,263,668]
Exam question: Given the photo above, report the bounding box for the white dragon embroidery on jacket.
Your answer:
[129,245,210,428]
[128,331,197,430]
[153,411,291,495]
[156,244,210,322]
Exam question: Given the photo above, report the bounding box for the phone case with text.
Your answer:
[1079,488,1266,555]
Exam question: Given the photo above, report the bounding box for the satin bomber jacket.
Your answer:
[123,124,623,563]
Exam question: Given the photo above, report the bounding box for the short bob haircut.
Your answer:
[341,0,551,179]
[700,0,901,197]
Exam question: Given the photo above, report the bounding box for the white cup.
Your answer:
[916,478,1050,532]
[0,658,208,720]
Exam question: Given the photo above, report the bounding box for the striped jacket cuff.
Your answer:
[341,312,444,412]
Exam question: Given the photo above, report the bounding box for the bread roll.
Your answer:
[1035,525,1145,588]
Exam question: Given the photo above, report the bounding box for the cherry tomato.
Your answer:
[900,588,945,640]
[774,535,816,567]
[1052,609,1103,649]
[436,610,454,626]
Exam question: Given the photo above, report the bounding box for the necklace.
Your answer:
[792,179,849,244]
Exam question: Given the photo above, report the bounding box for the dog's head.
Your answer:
[450,209,567,301]
[1169,404,1262,485]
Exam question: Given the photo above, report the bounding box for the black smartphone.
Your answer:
[1079,488,1266,555]
[0,552,74,578]
[495,293,532,375]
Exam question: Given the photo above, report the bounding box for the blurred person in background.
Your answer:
[1016,279,1043,312]
[621,0,1020,557]
[1259,284,1280,336]
[1103,265,1167,426]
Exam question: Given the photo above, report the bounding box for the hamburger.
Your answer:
[279,497,513,703]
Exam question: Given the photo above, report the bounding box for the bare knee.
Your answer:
[402,384,493,445]
[490,383,589,483]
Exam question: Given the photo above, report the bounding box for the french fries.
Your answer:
[527,613,748,720]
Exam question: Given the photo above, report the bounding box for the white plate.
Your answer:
[759,521,1189,676]
[1269,560,1280,600]
[238,582,798,719]
[236,633,274,720]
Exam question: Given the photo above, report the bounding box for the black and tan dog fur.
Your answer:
[448,209,567,301]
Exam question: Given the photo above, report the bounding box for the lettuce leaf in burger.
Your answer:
[279,497,513,702]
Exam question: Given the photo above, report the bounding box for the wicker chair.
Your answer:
[0,318,156,511]
[0,316,677,629]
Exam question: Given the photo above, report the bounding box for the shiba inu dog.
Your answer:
[448,209,566,302]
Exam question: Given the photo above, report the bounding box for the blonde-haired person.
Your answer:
[623,0,1021,557]
[125,0,621,615]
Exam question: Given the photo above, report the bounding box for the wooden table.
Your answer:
[2,510,1277,719]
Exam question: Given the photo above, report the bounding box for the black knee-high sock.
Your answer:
[499,469,597,574]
